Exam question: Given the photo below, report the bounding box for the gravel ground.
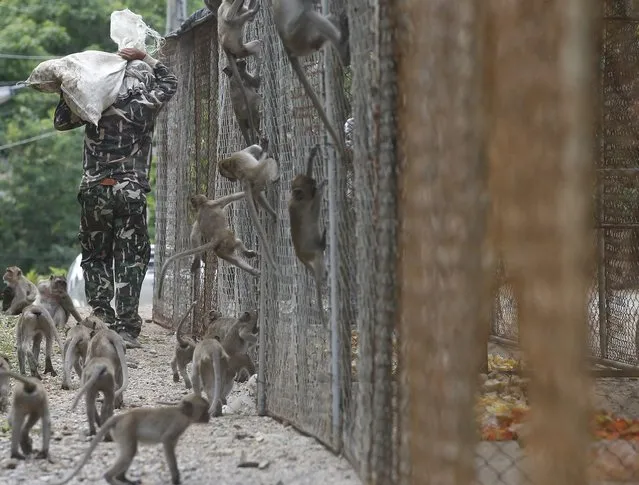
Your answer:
[0,305,361,485]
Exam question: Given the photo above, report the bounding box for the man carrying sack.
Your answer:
[54,47,178,348]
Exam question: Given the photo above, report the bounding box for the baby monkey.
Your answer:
[51,394,210,485]
[218,138,279,273]
[288,145,328,321]
[0,369,51,461]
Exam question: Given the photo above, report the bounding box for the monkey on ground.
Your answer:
[71,356,117,439]
[0,369,51,460]
[272,0,348,157]
[61,324,93,390]
[288,145,328,321]
[192,314,258,416]
[171,300,198,389]
[157,192,260,297]
[218,138,279,273]
[204,309,258,382]
[2,266,38,315]
[37,275,83,329]
[16,304,64,379]
[0,355,10,411]
[50,394,210,485]
[85,329,128,409]
[217,0,262,146]
[223,59,262,146]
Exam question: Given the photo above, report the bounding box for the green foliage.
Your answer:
[24,266,67,285]
[0,1,172,275]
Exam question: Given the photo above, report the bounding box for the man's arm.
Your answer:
[53,94,85,131]
[118,48,178,110]
[143,54,178,108]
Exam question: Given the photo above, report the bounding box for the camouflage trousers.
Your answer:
[77,181,150,337]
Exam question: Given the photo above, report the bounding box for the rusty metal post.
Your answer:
[486,1,597,485]
[397,1,486,484]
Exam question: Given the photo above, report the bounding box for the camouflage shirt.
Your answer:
[54,60,178,193]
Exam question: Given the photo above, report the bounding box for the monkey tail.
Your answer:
[243,180,279,275]
[157,241,219,298]
[70,364,106,411]
[114,339,129,401]
[314,267,326,323]
[307,144,321,177]
[211,344,225,415]
[40,306,64,354]
[62,335,80,387]
[0,369,38,393]
[175,300,199,347]
[286,52,346,159]
[49,413,121,485]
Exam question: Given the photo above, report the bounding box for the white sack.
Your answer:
[23,9,163,127]
[25,51,127,126]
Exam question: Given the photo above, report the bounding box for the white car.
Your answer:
[66,244,155,309]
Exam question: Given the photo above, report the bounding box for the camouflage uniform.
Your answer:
[54,57,178,338]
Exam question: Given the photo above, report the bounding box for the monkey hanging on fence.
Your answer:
[288,145,327,321]
[156,192,261,298]
[218,138,280,273]
[217,0,263,147]
[272,0,349,157]
[223,59,262,146]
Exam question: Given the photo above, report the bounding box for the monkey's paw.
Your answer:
[11,452,26,460]
[173,373,180,383]
[244,250,258,259]
[61,382,70,390]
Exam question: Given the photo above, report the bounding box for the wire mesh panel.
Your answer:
[210,1,351,450]
[600,1,639,366]
[154,19,220,333]
[490,2,639,370]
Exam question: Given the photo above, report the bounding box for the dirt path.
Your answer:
[0,305,361,485]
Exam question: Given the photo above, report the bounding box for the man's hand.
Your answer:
[118,48,147,61]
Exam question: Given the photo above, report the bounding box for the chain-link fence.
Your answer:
[154,11,218,334]
[491,2,639,371]
[152,1,639,484]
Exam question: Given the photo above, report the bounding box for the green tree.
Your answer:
[0,0,180,274]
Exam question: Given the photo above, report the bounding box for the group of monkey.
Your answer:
[0,265,261,485]
[157,0,350,322]
[0,2,350,482]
